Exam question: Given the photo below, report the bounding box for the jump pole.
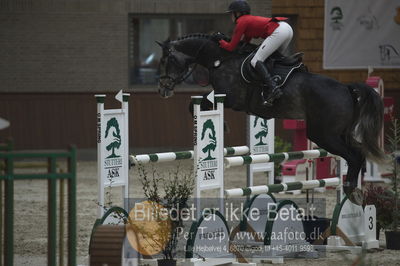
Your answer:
[225,149,330,168]
[130,146,250,165]
[225,149,347,200]
[225,177,340,197]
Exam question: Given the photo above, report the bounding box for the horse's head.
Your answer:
[157,34,220,98]
[157,39,195,98]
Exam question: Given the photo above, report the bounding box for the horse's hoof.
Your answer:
[345,187,363,205]
[261,97,273,106]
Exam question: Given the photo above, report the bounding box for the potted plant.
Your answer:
[365,117,400,249]
[364,184,394,240]
[133,164,195,265]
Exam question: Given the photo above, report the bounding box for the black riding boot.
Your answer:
[254,61,277,106]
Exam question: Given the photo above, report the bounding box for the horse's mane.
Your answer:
[173,33,213,43]
[170,33,219,57]
[170,33,254,58]
[172,33,255,53]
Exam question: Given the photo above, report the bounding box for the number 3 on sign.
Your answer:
[364,205,376,241]
[203,170,216,181]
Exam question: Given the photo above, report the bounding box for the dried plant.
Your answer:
[137,164,195,259]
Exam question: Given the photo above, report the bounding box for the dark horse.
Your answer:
[157,34,385,205]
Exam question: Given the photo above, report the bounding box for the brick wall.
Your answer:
[272,0,400,95]
[0,12,128,92]
[0,0,271,93]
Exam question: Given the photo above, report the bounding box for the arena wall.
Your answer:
[0,0,271,151]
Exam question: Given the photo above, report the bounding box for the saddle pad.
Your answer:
[241,53,304,89]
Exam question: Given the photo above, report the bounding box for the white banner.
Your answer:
[324,0,400,69]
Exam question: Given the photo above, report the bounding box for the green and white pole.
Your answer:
[96,92,130,218]
[225,177,340,197]
[130,146,249,165]
[225,149,329,168]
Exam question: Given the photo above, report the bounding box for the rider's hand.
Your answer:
[211,32,225,43]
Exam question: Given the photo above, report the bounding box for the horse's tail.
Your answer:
[349,83,386,163]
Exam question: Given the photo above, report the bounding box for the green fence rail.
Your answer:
[0,146,76,266]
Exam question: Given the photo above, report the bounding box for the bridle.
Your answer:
[159,41,208,89]
[159,59,198,86]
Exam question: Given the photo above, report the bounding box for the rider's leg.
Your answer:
[276,22,293,54]
[251,22,293,105]
[251,22,294,64]
[254,61,276,106]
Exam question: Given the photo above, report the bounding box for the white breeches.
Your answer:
[251,21,293,67]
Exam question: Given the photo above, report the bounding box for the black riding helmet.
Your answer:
[226,0,251,14]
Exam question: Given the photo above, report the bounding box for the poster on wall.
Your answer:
[324,0,400,69]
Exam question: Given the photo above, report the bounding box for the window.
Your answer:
[129,14,231,85]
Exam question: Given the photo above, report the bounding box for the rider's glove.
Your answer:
[211,32,226,43]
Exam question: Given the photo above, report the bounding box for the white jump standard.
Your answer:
[96,93,130,218]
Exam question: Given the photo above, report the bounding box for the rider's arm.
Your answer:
[219,20,247,52]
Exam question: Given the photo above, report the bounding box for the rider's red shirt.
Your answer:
[219,15,288,52]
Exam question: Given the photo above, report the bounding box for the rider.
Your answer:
[217,0,293,106]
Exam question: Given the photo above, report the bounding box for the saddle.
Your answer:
[240,51,306,88]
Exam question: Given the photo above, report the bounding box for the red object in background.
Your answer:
[282,119,306,130]
[384,97,395,122]
[366,76,383,89]
[315,157,337,179]
[283,119,337,180]
[283,120,307,151]
[282,119,308,176]
[282,159,306,175]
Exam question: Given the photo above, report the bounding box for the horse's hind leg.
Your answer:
[308,132,365,205]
